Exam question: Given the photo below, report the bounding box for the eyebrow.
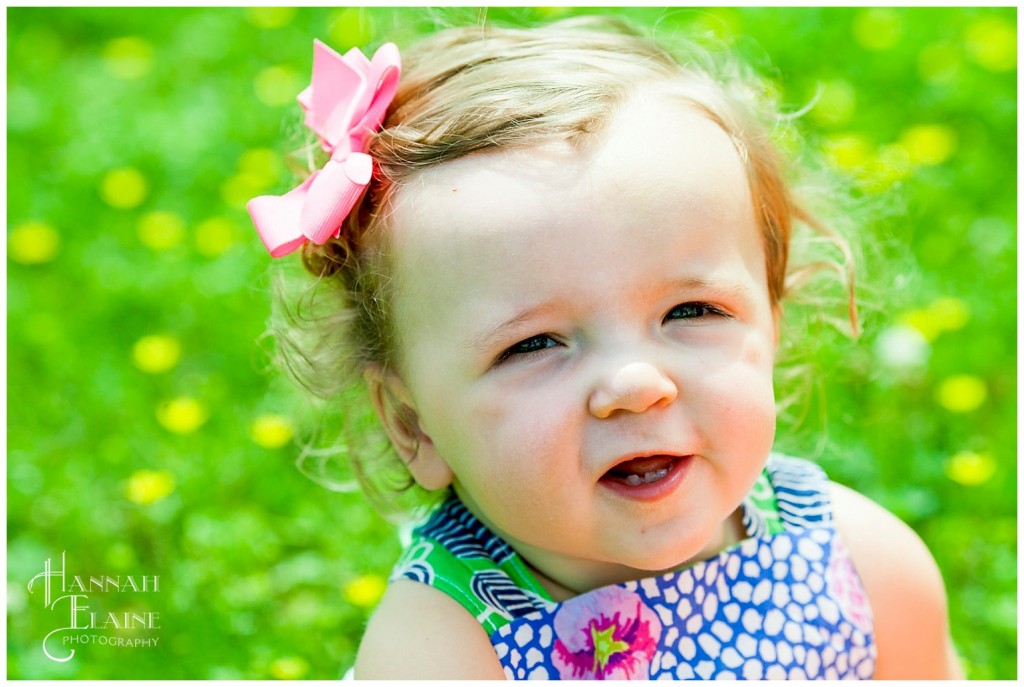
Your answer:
[461,275,756,356]
[462,302,557,356]
[663,276,755,300]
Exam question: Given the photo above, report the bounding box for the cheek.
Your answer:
[706,388,776,465]
[469,385,577,470]
[480,392,563,443]
[739,326,777,370]
[699,336,777,436]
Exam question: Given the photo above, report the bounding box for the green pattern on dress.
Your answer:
[391,513,553,635]
[745,463,785,535]
[391,457,788,636]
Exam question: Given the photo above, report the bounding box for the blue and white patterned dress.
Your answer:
[391,454,877,680]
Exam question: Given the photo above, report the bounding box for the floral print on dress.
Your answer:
[551,587,662,679]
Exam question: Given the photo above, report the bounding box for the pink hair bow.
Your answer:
[248,40,401,257]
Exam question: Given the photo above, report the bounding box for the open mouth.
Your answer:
[601,454,684,487]
[599,454,691,502]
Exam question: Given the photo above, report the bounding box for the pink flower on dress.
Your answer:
[826,536,874,633]
[551,587,662,680]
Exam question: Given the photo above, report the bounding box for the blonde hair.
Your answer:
[271,16,858,515]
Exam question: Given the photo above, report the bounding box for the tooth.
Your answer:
[645,469,668,483]
[623,468,670,486]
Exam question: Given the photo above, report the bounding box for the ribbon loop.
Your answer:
[248,40,401,257]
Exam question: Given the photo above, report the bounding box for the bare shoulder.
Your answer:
[829,481,963,679]
[354,579,506,679]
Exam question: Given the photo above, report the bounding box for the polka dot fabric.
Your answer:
[491,527,875,679]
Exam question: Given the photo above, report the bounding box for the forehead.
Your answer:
[385,89,763,336]
[392,90,753,244]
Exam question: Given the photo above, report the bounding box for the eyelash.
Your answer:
[494,302,728,365]
[663,301,728,323]
[495,334,559,365]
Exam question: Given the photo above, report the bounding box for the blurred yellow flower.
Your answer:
[9,221,60,264]
[944,451,996,486]
[246,7,296,29]
[935,375,987,413]
[233,148,281,205]
[852,8,902,51]
[137,211,186,250]
[132,335,181,374]
[344,573,387,608]
[238,148,276,171]
[863,144,913,191]
[126,469,176,505]
[100,167,149,209]
[269,656,309,680]
[103,36,153,80]
[824,134,873,172]
[927,296,970,331]
[254,66,301,107]
[964,16,1016,72]
[898,297,970,341]
[898,124,957,166]
[329,8,373,49]
[156,397,208,434]
[898,308,941,342]
[195,217,238,257]
[250,414,294,449]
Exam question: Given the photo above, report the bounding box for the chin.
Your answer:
[617,545,700,577]
[619,521,726,574]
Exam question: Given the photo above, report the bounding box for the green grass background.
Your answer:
[7,6,1016,679]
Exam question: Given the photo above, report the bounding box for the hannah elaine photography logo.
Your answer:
[27,551,162,662]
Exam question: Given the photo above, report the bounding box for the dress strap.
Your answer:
[390,496,553,635]
[764,454,835,530]
[740,464,785,538]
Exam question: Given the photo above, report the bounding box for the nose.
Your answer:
[588,361,678,419]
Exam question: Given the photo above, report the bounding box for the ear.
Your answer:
[363,363,453,491]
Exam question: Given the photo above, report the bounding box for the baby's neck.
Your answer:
[522,507,748,602]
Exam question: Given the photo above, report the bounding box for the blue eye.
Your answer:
[664,302,724,322]
[496,335,559,364]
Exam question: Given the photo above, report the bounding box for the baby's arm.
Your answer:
[355,579,507,679]
[830,482,964,679]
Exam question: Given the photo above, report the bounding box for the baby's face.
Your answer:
[385,88,779,590]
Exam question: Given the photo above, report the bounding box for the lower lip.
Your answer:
[599,455,693,503]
